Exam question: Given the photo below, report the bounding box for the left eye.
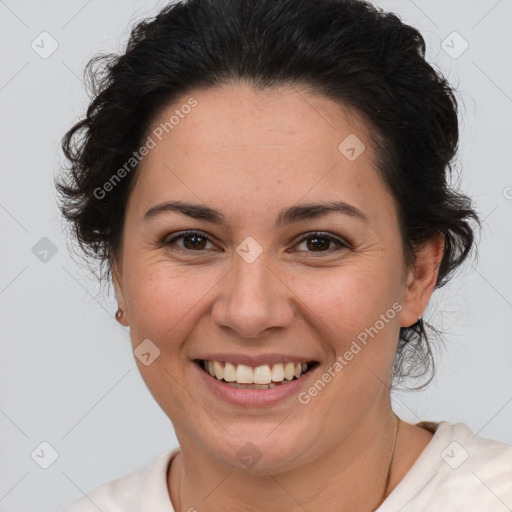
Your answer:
[293,232,349,255]
[163,231,349,255]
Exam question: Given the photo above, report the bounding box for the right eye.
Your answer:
[163,230,217,252]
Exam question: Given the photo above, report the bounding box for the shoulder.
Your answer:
[439,423,512,500]
[61,448,179,512]
[435,422,512,487]
[381,421,512,511]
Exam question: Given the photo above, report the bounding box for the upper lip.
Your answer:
[194,353,319,367]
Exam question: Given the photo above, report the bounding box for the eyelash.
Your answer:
[162,230,350,257]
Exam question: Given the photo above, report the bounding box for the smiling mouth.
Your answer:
[196,359,318,389]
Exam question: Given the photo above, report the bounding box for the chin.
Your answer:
[198,421,315,474]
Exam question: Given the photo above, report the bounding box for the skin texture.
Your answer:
[112,82,443,511]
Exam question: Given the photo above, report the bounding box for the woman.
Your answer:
[57,0,512,510]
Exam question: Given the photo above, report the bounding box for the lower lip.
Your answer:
[195,362,318,407]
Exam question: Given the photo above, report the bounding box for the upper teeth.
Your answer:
[204,360,308,384]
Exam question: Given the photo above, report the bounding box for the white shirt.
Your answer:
[62,421,512,511]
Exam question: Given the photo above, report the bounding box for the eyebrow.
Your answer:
[143,200,368,227]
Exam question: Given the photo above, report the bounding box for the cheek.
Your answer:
[290,263,400,344]
[125,258,400,341]
[123,261,223,344]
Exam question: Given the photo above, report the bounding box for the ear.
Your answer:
[399,233,445,328]
[111,257,129,327]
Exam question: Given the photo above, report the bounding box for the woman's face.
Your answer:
[113,82,439,471]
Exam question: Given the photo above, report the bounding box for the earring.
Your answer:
[115,308,124,322]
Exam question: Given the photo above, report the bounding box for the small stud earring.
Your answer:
[115,308,123,322]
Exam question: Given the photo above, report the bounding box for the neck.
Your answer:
[169,408,401,512]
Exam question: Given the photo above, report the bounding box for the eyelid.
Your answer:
[291,231,350,255]
[163,230,351,255]
[163,230,217,249]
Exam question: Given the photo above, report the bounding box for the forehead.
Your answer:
[128,82,396,227]
[149,82,376,164]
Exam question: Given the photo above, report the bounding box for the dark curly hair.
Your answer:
[56,0,480,390]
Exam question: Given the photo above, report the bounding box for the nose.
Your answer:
[211,249,295,339]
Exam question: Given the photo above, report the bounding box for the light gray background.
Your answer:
[0,1,511,511]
